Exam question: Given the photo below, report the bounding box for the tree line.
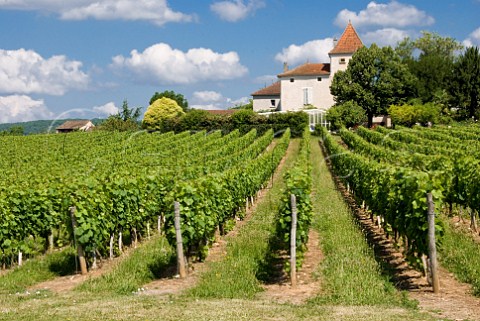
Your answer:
[329,32,480,128]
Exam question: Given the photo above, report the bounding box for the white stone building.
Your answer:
[252,23,363,113]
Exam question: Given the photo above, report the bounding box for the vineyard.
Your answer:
[0,128,291,268]
[1,125,480,320]
[320,124,480,277]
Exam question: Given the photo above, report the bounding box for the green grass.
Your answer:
[439,220,480,296]
[0,247,76,294]
[77,235,174,294]
[187,139,301,299]
[309,138,411,307]
[0,292,436,321]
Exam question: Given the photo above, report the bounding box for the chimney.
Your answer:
[283,62,288,72]
[333,37,338,48]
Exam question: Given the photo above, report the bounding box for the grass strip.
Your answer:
[439,221,480,296]
[188,139,300,299]
[77,235,173,294]
[309,138,411,306]
[0,247,76,294]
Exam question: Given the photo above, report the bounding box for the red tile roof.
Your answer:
[329,22,363,55]
[277,63,330,77]
[251,81,281,96]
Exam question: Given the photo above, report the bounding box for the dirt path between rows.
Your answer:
[29,247,133,293]
[324,141,480,321]
[259,229,323,305]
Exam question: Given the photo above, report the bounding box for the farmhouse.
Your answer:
[252,22,363,113]
[56,120,95,133]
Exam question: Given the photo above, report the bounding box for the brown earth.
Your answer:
[259,229,323,305]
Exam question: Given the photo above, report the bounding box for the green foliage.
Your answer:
[326,101,367,130]
[154,108,308,138]
[0,127,285,268]
[149,90,189,112]
[0,125,24,136]
[388,103,442,127]
[450,46,480,119]
[175,109,214,132]
[189,136,296,299]
[99,100,141,132]
[276,127,312,270]
[331,44,416,127]
[142,97,186,130]
[310,139,410,306]
[396,32,463,105]
[267,112,309,137]
[319,126,446,259]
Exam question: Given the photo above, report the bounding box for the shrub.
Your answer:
[388,102,442,127]
[326,101,367,130]
[142,97,185,130]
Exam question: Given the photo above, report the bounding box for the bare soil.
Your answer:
[259,229,323,305]
[28,249,130,293]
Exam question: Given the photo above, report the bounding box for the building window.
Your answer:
[290,78,294,82]
[317,77,322,81]
[340,58,346,64]
[270,99,276,107]
[303,87,312,105]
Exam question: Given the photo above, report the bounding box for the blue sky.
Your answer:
[0,0,479,123]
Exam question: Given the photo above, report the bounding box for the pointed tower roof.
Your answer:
[329,22,363,55]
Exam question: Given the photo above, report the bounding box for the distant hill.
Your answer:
[0,118,105,135]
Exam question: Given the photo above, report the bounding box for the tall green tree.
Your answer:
[396,32,462,103]
[100,99,142,131]
[450,46,480,118]
[149,90,189,112]
[331,44,415,127]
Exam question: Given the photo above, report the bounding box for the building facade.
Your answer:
[252,23,363,113]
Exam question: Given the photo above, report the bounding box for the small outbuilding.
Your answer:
[56,120,95,133]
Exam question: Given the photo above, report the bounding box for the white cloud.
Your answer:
[92,102,119,116]
[0,48,89,95]
[275,38,334,65]
[254,75,277,84]
[111,43,248,85]
[0,0,196,26]
[190,93,248,110]
[361,28,413,47]
[193,91,223,103]
[0,95,54,123]
[191,103,223,110]
[210,0,265,22]
[229,96,249,106]
[335,1,434,29]
[463,27,480,47]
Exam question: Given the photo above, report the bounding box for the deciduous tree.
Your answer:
[450,46,480,118]
[331,44,415,127]
[149,90,189,112]
[143,97,186,130]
